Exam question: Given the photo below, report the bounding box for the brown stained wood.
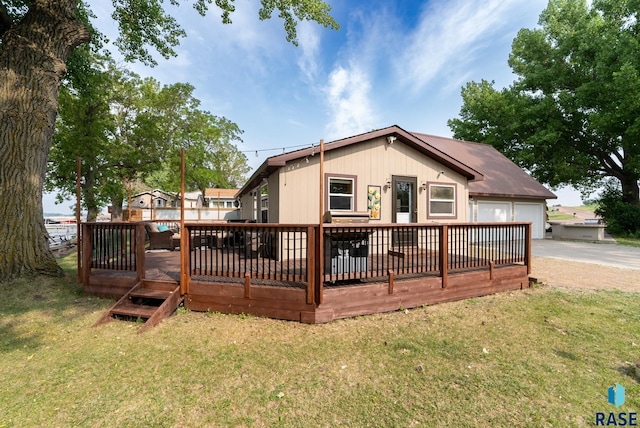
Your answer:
[129,288,174,300]
[388,270,394,295]
[244,274,252,299]
[526,223,532,275]
[306,226,316,305]
[93,282,143,327]
[82,223,92,286]
[135,223,146,282]
[187,292,313,313]
[137,285,183,334]
[440,225,448,289]
[110,302,159,319]
[490,261,495,280]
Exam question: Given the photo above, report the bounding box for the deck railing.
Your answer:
[187,223,314,284]
[81,222,146,284]
[82,221,531,301]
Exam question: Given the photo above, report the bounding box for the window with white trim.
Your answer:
[328,177,355,211]
[429,184,456,217]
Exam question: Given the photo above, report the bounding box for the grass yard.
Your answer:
[1,256,638,427]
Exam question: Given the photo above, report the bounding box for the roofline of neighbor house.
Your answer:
[237,125,484,198]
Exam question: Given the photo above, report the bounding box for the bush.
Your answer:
[595,188,640,236]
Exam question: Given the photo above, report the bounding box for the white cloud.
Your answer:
[296,21,322,83]
[324,64,376,140]
[398,0,525,93]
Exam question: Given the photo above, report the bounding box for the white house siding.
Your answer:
[276,136,469,224]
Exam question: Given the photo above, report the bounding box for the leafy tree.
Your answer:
[448,0,640,206]
[50,57,248,221]
[0,0,338,279]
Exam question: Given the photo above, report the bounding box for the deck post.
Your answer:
[439,225,448,288]
[388,270,394,295]
[82,223,92,286]
[135,222,146,283]
[306,226,316,305]
[317,139,325,305]
[179,148,188,295]
[525,222,532,275]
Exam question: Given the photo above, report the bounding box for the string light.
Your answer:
[240,142,319,157]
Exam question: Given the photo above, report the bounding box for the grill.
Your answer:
[323,212,370,278]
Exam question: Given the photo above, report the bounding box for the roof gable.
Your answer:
[238,125,482,196]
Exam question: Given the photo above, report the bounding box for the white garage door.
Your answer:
[477,202,511,223]
[514,202,544,240]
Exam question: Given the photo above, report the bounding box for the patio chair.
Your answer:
[144,222,180,250]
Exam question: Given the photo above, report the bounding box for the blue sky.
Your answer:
[45,0,584,214]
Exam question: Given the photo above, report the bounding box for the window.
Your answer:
[428,184,456,217]
[328,177,355,211]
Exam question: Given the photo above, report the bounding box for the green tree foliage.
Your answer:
[448,0,640,205]
[0,0,337,279]
[595,185,640,236]
[48,55,248,220]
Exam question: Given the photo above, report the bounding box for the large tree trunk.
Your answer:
[0,1,90,279]
[620,171,640,206]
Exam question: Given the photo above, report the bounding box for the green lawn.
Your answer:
[1,257,638,427]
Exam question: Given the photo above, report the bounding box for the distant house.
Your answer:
[236,125,556,239]
[130,189,177,209]
[204,188,238,209]
[125,188,240,221]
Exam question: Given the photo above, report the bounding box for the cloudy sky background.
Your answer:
[45,0,584,214]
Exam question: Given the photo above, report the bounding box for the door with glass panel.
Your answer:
[392,176,417,223]
[392,176,417,246]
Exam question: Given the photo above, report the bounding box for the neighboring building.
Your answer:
[236,125,556,238]
[130,189,177,209]
[126,188,241,221]
[204,188,239,209]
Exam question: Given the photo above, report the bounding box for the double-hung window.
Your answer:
[328,177,355,211]
[428,183,456,218]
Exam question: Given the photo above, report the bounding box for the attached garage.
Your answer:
[514,202,545,240]
[473,200,545,240]
[477,201,511,223]
[418,133,556,240]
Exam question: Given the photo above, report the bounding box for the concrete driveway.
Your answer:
[532,239,640,270]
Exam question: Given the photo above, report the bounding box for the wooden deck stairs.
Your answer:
[93,279,183,333]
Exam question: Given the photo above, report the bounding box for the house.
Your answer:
[126,188,240,221]
[237,125,555,238]
[85,126,543,325]
[130,189,177,209]
[204,188,238,209]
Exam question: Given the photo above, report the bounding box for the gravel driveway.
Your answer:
[530,239,640,293]
[531,257,640,293]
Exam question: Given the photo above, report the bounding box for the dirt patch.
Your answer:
[531,256,640,293]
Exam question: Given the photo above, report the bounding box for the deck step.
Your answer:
[129,288,174,300]
[93,280,182,333]
[110,303,158,319]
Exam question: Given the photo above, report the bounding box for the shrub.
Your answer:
[595,188,640,236]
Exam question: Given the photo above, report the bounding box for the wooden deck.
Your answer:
[83,220,533,324]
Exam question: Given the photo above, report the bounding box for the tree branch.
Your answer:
[0,1,13,37]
